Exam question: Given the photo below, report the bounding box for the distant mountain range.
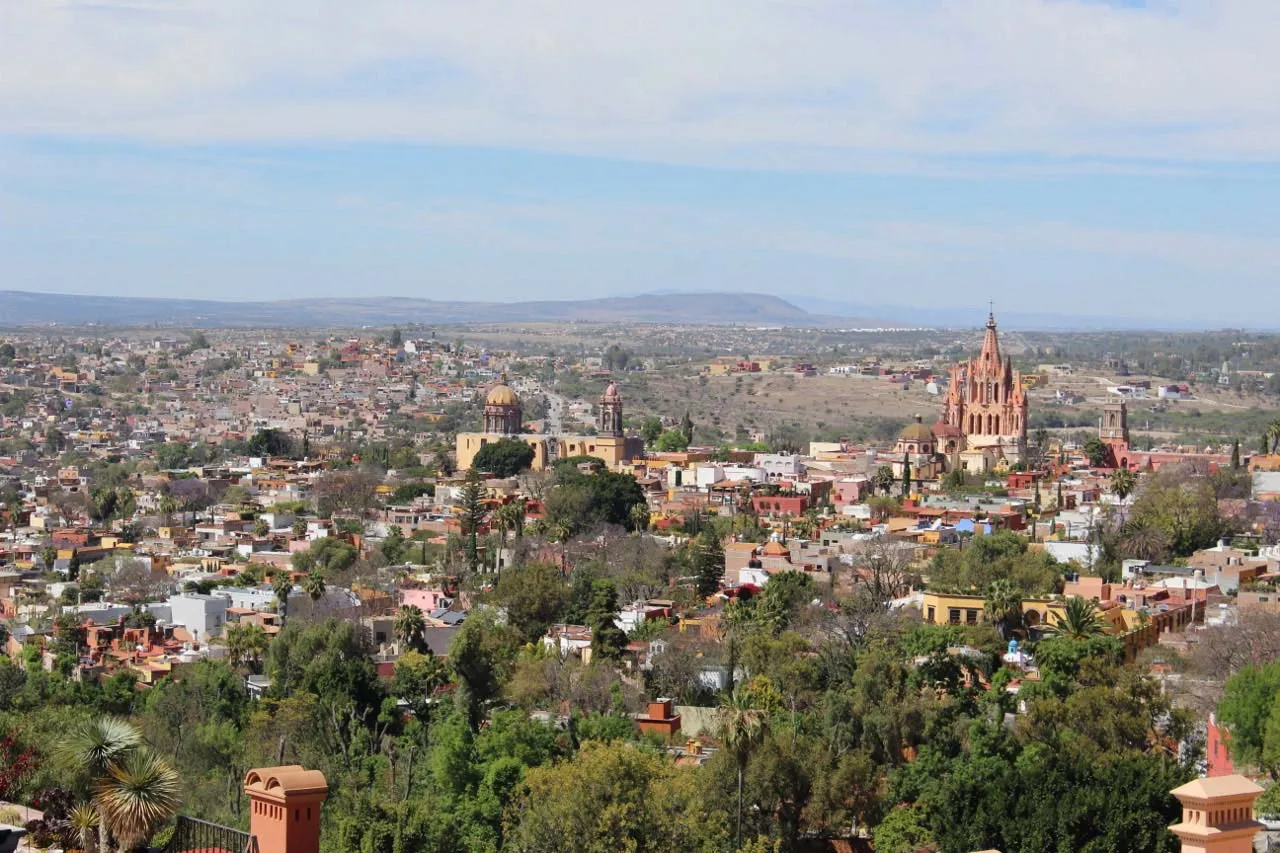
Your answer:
[0,289,1255,331]
[0,290,891,329]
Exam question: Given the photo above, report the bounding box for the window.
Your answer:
[948,608,961,625]
[966,609,978,625]
[927,606,936,623]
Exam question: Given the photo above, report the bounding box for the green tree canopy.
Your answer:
[472,438,537,478]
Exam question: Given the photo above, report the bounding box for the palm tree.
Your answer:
[61,717,141,852]
[1110,467,1137,503]
[1046,597,1105,640]
[983,578,1022,640]
[94,748,180,851]
[394,604,426,651]
[1121,518,1170,563]
[157,495,178,527]
[302,570,326,602]
[273,573,293,627]
[226,622,269,673]
[628,502,651,534]
[718,689,769,850]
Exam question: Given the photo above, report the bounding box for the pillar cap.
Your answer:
[244,766,329,798]
[1170,775,1263,802]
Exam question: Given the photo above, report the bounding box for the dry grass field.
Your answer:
[628,372,937,444]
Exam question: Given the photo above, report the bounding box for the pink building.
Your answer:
[400,588,449,612]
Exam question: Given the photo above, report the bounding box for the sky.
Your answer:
[3,0,1280,326]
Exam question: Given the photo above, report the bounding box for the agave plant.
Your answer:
[61,718,141,853]
[69,802,100,853]
[93,748,180,852]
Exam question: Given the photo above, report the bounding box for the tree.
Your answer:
[1120,517,1171,563]
[457,469,488,575]
[389,327,403,348]
[448,611,519,731]
[719,688,769,850]
[1127,464,1230,557]
[471,438,536,478]
[629,502,651,534]
[586,579,626,659]
[1231,439,1242,470]
[93,747,181,851]
[871,466,896,495]
[61,717,142,853]
[983,578,1022,641]
[1046,597,1105,640]
[655,429,691,452]
[302,570,326,603]
[901,458,911,498]
[694,530,726,598]
[394,605,426,651]
[507,740,726,853]
[273,573,293,627]
[492,563,569,643]
[681,411,695,444]
[1111,467,1137,503]
[391,649,446,728]
[641,416,664,447]
[226,622,269,673]
[1219,660,1280,773]
[1083,436,1111,467]
[873,805,934,853]
[247,428,297,459]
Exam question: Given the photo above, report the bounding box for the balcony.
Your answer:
[164,815,258,853]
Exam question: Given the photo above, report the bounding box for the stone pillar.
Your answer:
[244,765,329,853]
[1169,775,1263,853]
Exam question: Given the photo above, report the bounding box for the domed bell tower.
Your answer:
[483,378,522,435]
[599,382,623,437]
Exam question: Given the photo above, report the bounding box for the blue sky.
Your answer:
[3,0,1280,326]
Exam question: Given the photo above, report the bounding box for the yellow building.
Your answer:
[919,590,1128,634]
[456,380,642,472]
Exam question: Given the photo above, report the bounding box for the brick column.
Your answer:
[244,765,329,853]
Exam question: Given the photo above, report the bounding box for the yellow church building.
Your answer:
[456,379,643,472]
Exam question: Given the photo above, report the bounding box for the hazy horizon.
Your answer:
[5,1,1280,326]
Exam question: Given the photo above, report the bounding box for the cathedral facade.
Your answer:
[934,311,1028,471]
[456,379,641,473]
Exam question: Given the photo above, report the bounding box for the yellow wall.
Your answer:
[920,590,1129,634]
[456,433,629,472]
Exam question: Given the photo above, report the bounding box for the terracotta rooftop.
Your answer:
[1171,775,1263,799]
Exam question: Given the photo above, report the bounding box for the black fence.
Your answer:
[164,815,258,853]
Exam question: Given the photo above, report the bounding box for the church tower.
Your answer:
[1101,399,1129,444]
[937,310,1028,462]
[599,382,623,437]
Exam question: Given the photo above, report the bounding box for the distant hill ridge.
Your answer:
[0,290,891,328]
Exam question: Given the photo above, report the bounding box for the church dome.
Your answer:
[899,414,932,443]
[602,381,620,402]
[486,382,519,407]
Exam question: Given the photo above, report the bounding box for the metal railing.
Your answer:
[164,815,259,853]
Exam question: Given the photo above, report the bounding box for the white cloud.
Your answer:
[4,0,1280,168]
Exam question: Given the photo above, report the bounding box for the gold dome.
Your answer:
[486,383,519,407]
[899,414,932,443]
